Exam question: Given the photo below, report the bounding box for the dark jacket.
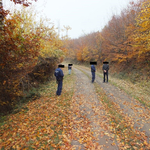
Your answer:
[91,65,96,72]
[54,68,64,81]
[68,66,72,70]
[102,64,109,71]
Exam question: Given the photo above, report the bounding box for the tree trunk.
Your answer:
[0,0,4,30]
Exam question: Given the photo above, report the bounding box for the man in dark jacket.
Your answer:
[54,64,64,96]
[91,64,96,83]
[102,62,109,83]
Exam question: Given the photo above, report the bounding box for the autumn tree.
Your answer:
[131,0,150,63]
[0,8,39,110]
[0,5,65,112]
[0,0,3,30]
[10,0,37,6]
[62,0,150,78]
[65,39,77,61]
[66,32,105,63]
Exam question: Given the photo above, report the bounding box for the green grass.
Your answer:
[104,75,150,108]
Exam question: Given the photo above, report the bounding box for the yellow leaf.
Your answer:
[144,140,148,146]
[51,144,56,148]
[79,138,83,144]
[111,142,116,146]
[3,81,6,85]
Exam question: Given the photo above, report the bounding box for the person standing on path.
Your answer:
[68,64,72,75]
[90,62,97,83]
[102,61,109,83]
[54,64,64,96]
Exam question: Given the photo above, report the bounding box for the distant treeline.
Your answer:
[66,0,150,78]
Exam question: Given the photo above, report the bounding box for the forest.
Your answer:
[0,0,150,113]
[66,0,150,80]
[0,0,66,113]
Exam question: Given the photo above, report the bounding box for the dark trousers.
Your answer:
[56,80,63,95]
[103,71,108,82]
[91,72,95,82]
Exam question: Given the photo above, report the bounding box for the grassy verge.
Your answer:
[77,68,149,149]
[94,83,149,149]
[0,67,76,149]
[105,75,150,108]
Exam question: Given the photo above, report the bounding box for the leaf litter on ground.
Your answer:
[0,67,75,149]
[75,66,150,149]
[1,65,150,150]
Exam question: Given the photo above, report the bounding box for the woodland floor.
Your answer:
[0,64,150,149]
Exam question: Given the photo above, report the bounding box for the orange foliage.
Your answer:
[66,0,150,71]
[0,7,65,112]
[0,12,40,111]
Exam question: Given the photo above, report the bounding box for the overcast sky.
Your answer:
[4,0,137,39]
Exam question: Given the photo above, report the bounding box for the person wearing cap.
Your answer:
[91,64,96,83]
[102,62,109,83]
[54,64,64,96]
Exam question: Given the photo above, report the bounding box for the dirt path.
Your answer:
[1,64,150,149]
[75,65,150,141]
[70,68,119,149]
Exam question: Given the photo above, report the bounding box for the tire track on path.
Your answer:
[70,67,119,150]
[75,65,150,142]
